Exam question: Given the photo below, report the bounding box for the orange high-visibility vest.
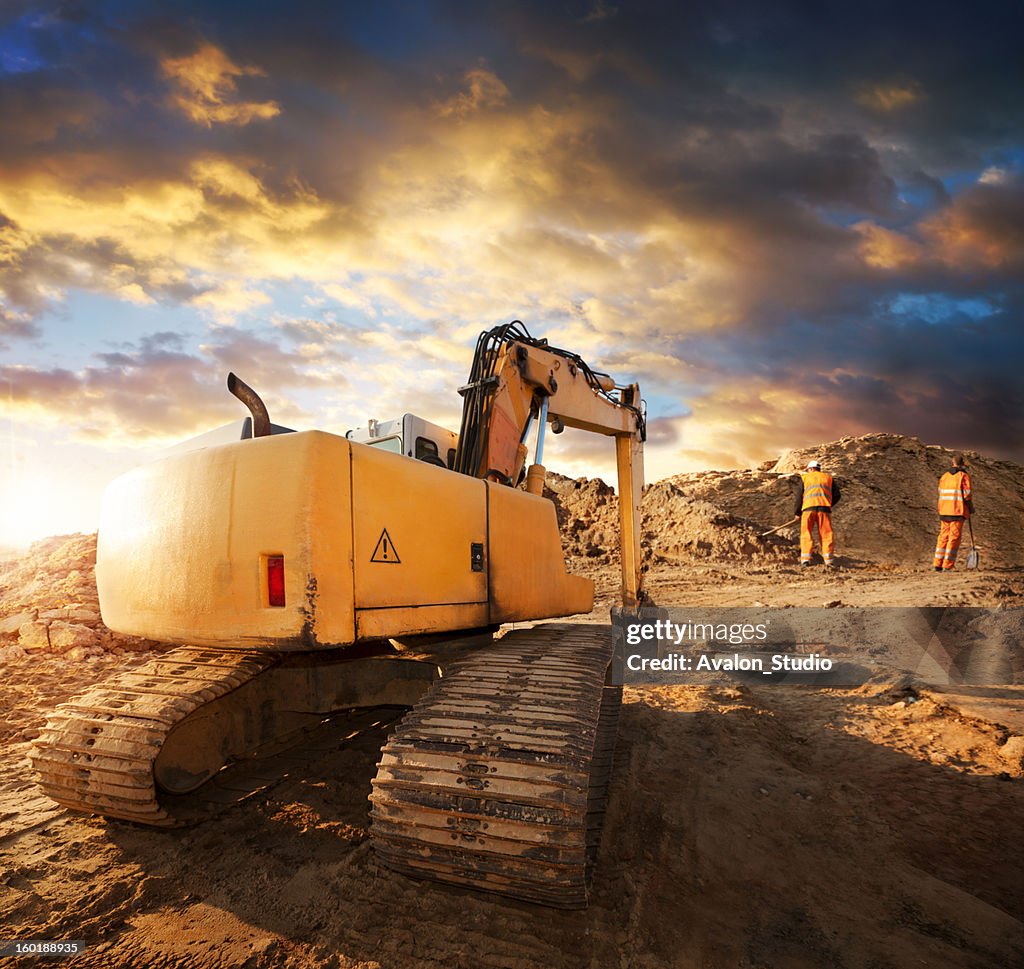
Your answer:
[938,470,971,517]
[800,471,833,511]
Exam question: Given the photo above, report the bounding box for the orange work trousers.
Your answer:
[800,511,834,565]
[934,519,965,570]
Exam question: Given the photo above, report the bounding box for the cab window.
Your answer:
[367,436,402,454]
[415,437,439,460]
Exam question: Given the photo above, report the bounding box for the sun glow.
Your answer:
[0,463,102,550]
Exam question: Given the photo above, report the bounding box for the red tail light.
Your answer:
[267,555,285,607]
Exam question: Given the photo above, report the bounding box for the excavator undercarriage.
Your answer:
[371,624,621,907]
[33,624,620,907]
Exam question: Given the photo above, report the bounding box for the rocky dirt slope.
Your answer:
[548,433,1024,570]
[0,534,158,669]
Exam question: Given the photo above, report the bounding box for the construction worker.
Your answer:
[794,460,841,568]
[934,454,973,571]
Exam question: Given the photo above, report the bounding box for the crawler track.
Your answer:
[369,624,621,908]
[30,647,403,827]
[31,647,277,826]
[31,640,442,828]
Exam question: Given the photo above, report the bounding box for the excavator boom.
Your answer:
[454,322,646,607]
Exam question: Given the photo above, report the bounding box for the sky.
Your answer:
[1,0,1022,547]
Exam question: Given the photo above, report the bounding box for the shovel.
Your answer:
[762,516,799,537]
[966,518,980,570]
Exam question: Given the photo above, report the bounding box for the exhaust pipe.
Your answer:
[227,372,271,438]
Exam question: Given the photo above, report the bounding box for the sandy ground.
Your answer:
[587,559,1024,611]
[2,559,1023,969]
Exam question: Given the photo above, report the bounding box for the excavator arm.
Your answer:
[454,322,647,608]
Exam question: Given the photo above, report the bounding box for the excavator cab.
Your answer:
[346,414,458,469]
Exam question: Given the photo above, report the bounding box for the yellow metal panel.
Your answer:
[97,431,355,648]
[486,483,593,623]
[356,603,490,640]
[351,444,488,610]
[616,431,644,608]
[97,426,594,648]
[516,341,635,436]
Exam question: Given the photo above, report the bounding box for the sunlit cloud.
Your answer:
[435,68,510,119]
[920,174,1024,270]
[190,280,272,320]
[162,42,280,127]
[319,284,378,318]
[854,222,924,270]
[855,81,923,113]
[978,167,1008,185]
[0,306,38,343]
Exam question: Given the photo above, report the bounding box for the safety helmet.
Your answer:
[806,460,821,470]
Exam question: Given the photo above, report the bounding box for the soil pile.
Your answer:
[0,533,158,665]
[549,434,1024,568]
[545,474,620,562]
[546,473,793,568]
[640,480,793,566]
[768,433,1024,566]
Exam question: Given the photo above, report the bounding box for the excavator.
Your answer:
[31,321,646,909]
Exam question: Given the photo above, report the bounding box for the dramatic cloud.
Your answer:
[0,325,351,441]
[162,41,280,127]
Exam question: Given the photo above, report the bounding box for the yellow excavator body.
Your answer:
[96,428,593,648]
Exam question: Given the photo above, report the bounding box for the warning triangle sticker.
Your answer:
[371,528,401,564]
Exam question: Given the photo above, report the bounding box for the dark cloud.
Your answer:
[0,321,353,439]
[937,172,1024,265]
[653,299,1024,462]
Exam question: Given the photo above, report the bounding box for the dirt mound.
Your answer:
[550,434,1024,568]
[641,478,794,565]
[545,474,620,562]
[0,533,158,664]
[546,473,792,567]
[766,433,1024,566]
